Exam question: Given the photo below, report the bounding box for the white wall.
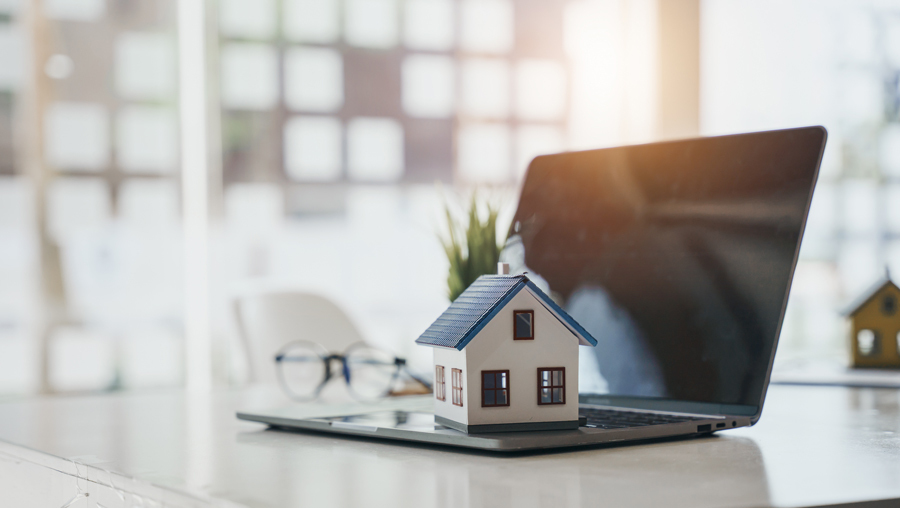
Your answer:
[432,347,467,425]
[463,289,581,426]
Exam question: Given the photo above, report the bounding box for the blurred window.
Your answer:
[460,58,511,119]
[115,33,175,100]
[0,25,24,90]
[857,329,878,356]
[882,295,897,316]
[514,59,567,121]
[220,43,279,110]
[45,102,109,171]
[345,0,399,49]
[457,123,511,183]
[284,0,341,43]
[403,0,454,51]
[284,116,343,182]
[46,178,111,241]
[402,54,454,118]
[116,106,178,174]
[118,180,179,228]
[219,0,277,40]
[459,0,514,54]
[347,117,405,182]
[43,0,104,21]
[284,47,344,112]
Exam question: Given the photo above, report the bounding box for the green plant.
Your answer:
[441,195,505,302]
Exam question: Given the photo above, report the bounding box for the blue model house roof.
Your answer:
[415,274,598,350]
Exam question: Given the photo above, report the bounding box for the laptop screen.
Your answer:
[505,127,826,410]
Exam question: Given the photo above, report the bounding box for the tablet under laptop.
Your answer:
[238,126,828,452]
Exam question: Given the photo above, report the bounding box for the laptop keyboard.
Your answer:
[580,407,707,429]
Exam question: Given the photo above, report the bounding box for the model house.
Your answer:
[844,274,900,369]
[415,263,598,433]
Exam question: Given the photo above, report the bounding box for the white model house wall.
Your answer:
[463,288,580,426]
[433,346,468,425]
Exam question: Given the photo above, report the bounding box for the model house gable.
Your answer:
[415,274,598,351]
[843,275,900,369]
[416,269,597,433]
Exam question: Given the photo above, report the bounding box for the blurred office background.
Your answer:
[0,0,898,395]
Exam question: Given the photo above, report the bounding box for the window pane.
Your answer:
[47,178,111,241]
[116,106,178,174]
[284,47,344,112]
[345,0,399,49]
[515,59,567,121]
[402,55,454,118]
[457,123,511,183]
[118,180,179,228]
[552,387,562,403]
[220,43,279,110]
[498,372,506,388]
[552,369,563,386]
[43,0,104,21]
[857,329,877,356]
[45,102,109,171]
[219,0,276,39]
[541,370,549,386]
[403,0,454,51]
[515,311,531,338]
[459,0,513,54]
[347,117,404,182]
[483,372,494,389]
[541,387,551,403]
[284,0,340,43]
[460,58,510,118]
[283,116,343,181]
[484,390,495,405]
[115,32,175,100]
[0,26,25,91]
[497,389,507,405]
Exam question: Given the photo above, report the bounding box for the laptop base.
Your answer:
[434,415,580,433]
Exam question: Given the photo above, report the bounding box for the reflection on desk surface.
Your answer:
[312,410,439,432]
[234,426,771,507]
[0,385,898,508]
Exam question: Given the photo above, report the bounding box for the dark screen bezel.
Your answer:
[516,126,828,423]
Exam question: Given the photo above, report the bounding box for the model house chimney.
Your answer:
[498,262,510,275]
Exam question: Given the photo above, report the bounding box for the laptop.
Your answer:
[238,126,828,452]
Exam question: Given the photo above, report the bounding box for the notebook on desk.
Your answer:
[238,126,828,452]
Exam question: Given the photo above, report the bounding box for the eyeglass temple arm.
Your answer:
[399,363,433,391]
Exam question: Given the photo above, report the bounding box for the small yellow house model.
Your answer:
[844,274,900,369]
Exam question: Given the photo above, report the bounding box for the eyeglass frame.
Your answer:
[274,340,432,402]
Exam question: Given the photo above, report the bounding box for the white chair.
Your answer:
[233,292,365,385]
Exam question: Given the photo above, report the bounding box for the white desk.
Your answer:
[0,384,898,507]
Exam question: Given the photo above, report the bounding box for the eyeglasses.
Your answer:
[274,341,432,402]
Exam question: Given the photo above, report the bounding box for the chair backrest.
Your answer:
[233,292,365,384]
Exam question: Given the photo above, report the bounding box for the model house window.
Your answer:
[882,295,897,316]
[451,368,463,407]
[538,367,565,405]
[513,310,534,340]
[857,329,879,356]
[435,365,445,401]
[482,370,510,407]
